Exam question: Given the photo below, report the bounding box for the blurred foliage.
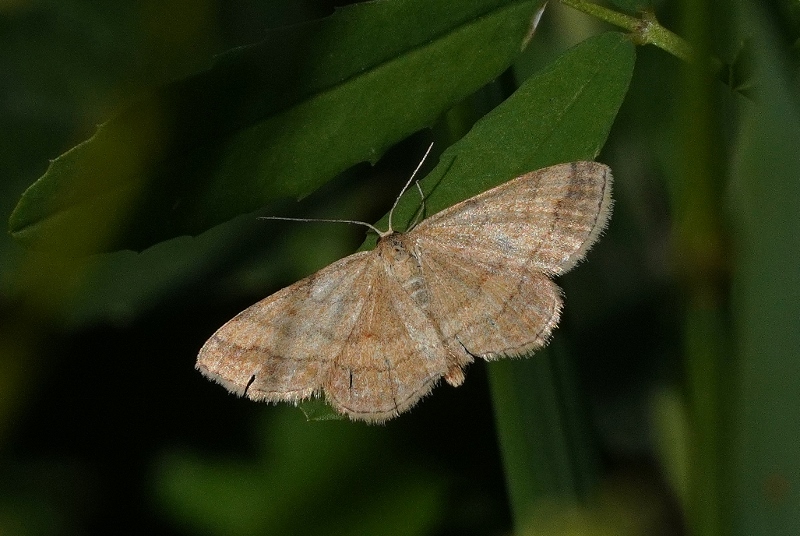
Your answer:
[1,0,799,535]
[154,408,446,536]
[729,3,800,533]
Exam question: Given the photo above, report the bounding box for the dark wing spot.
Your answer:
[244,375,256,396]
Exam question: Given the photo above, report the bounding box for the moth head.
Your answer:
[377,232,411,263]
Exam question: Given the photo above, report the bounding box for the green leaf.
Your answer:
[8,0,543,255]
[373,31,636,241]
[299,398,346,422]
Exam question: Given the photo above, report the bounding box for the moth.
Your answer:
[198,158,612,423]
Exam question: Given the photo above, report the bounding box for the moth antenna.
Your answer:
[387,142,434,233]
[407,181,426,230]
[259,216,383,236]
[263,143,434,238]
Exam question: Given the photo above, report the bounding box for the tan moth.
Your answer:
[197,153,612,423]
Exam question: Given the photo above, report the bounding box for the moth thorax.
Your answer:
[378,233,429,307]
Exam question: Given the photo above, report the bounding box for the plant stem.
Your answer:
[560,0,693,63]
